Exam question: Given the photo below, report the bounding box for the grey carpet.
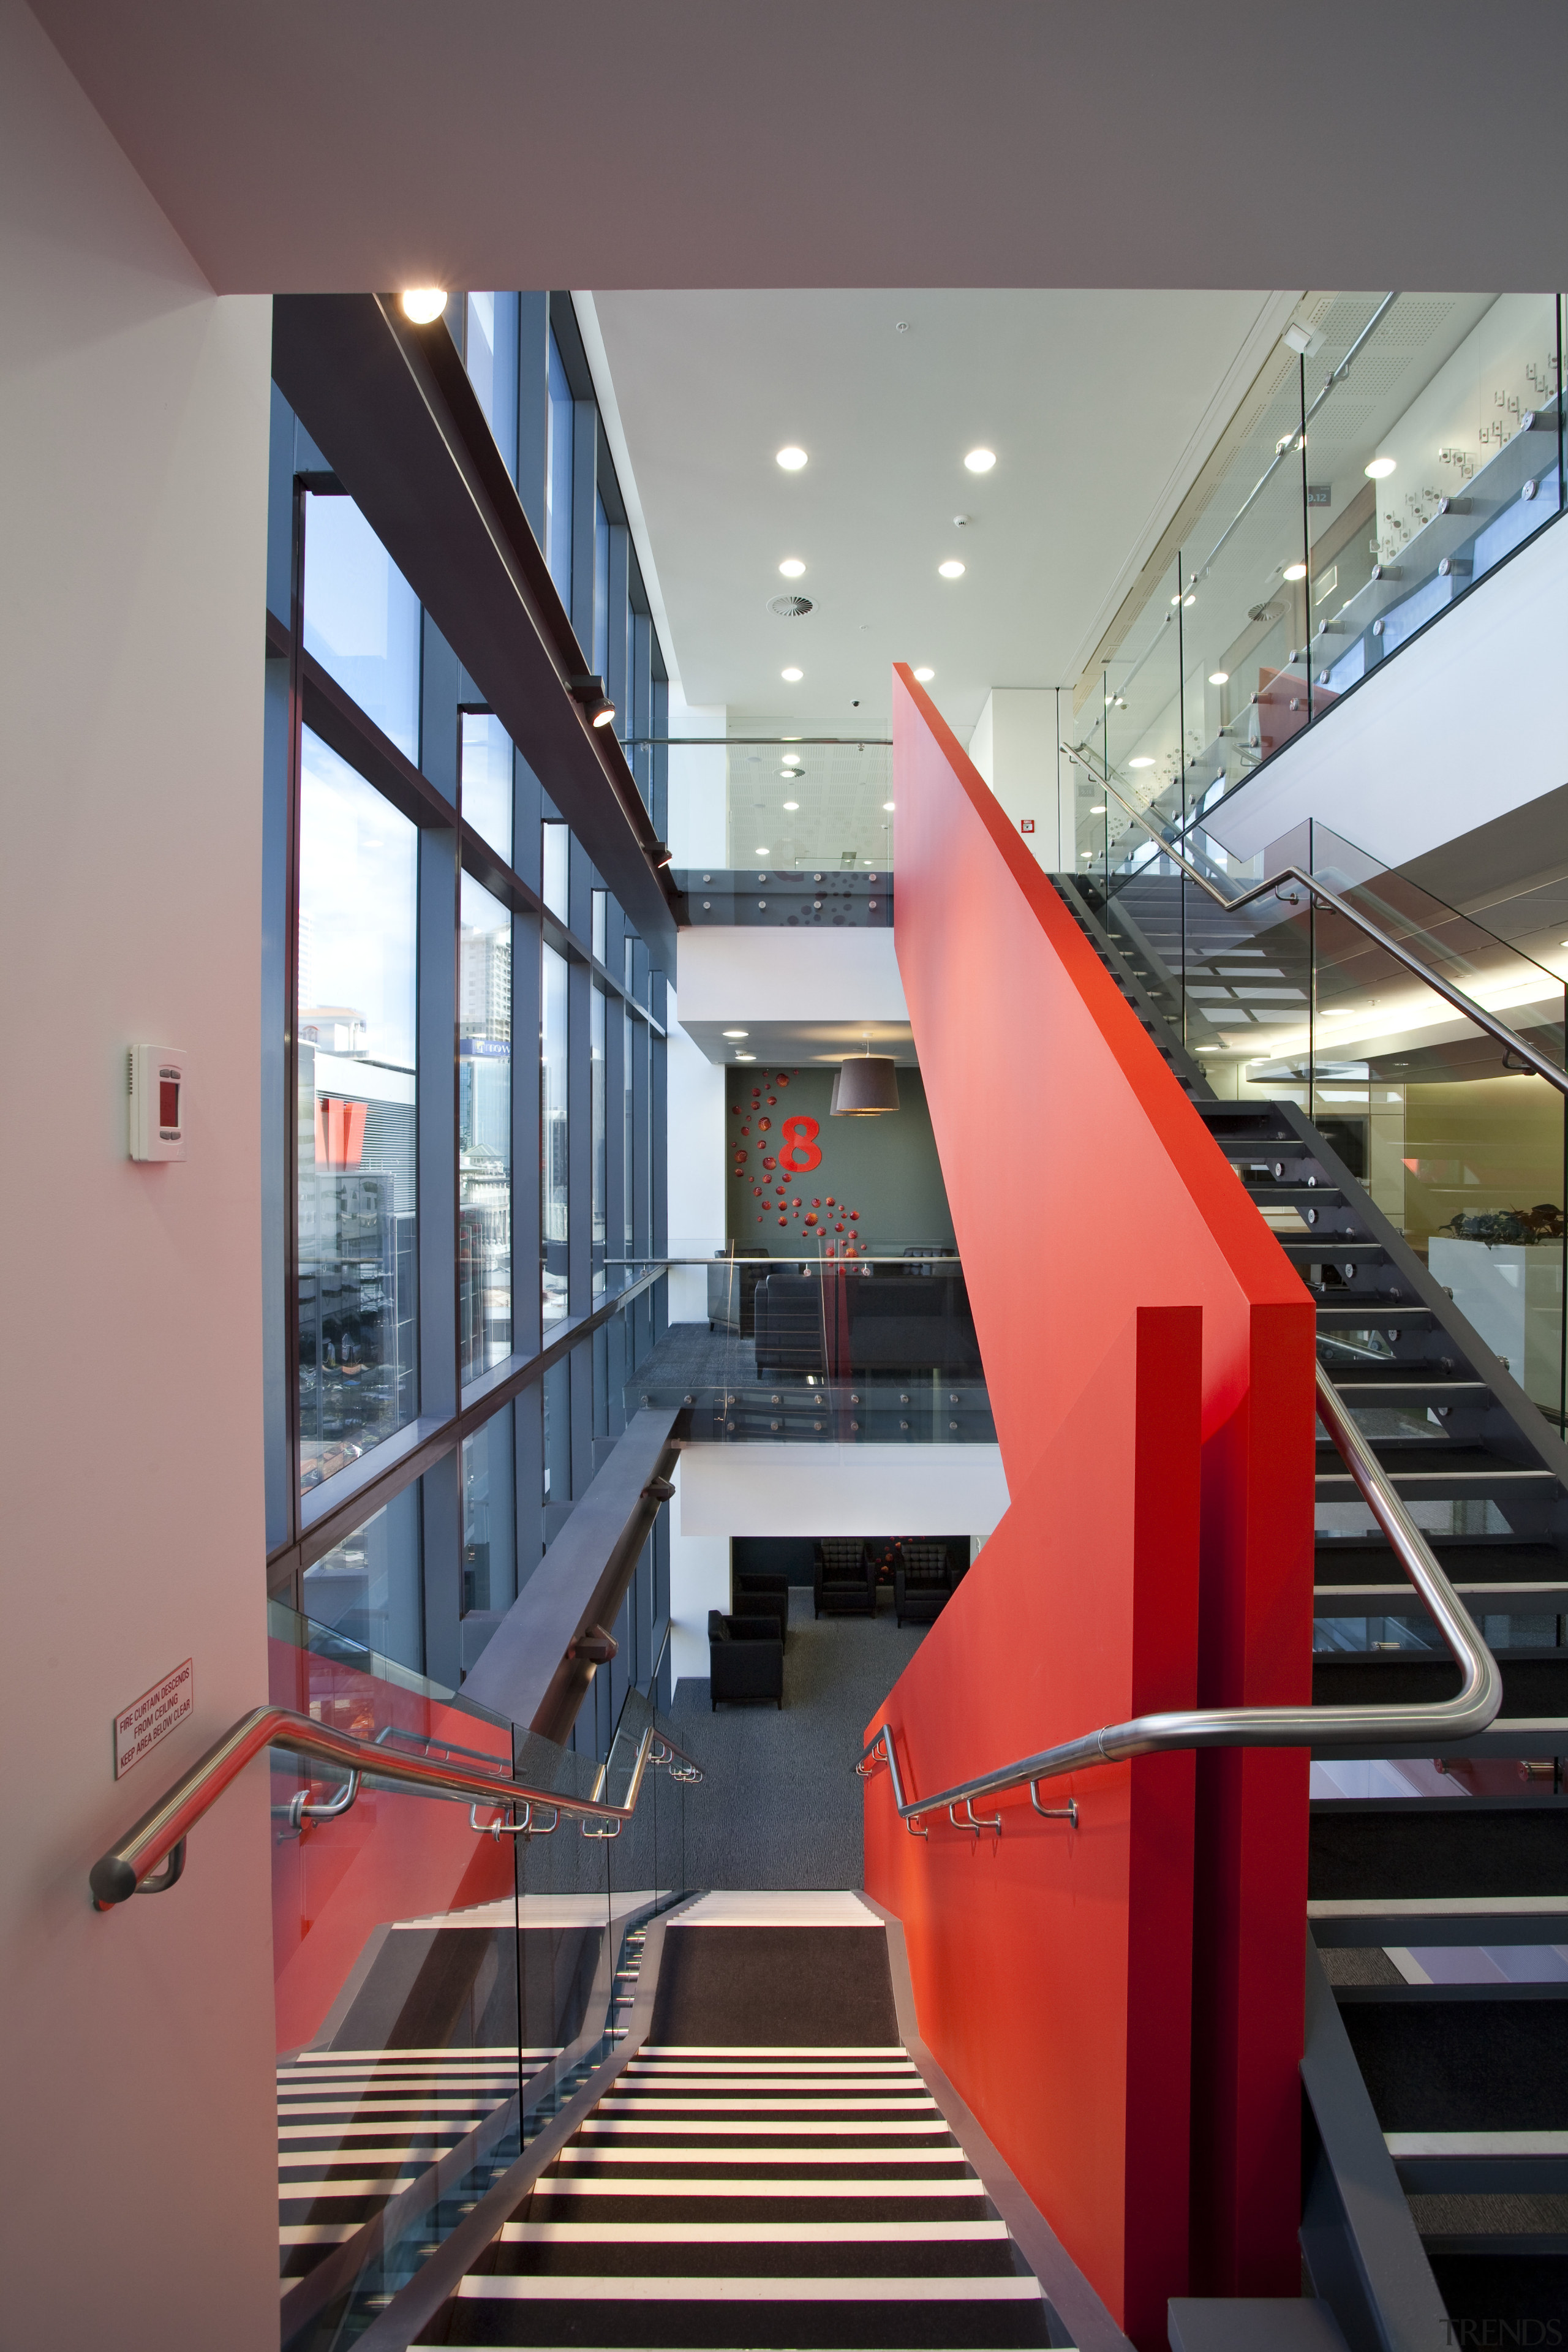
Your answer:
[669,1588,929,1888]
[628,1320,760,1395]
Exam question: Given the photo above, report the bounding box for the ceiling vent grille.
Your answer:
[768,595,814,619]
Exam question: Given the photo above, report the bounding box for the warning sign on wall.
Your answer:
[114,1659,193,1779]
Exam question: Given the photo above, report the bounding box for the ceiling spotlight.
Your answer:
[777,446,808,470]
[778,557,806,578]
[882,801,895,812]
[568,673,616,727]
[1182,592,1196,608]
[755,846,771,857]
[913,666,935,682]
[734,1051,756,1061]
[1089,803,1106,814]
[964,448,997,473]
[400,288,448,324]
[723,1030,748,1039]
[782,752,801,767]
[1283,562,1307,582]
[781,666,803,682]
[1365,455,1397,480]
[938,560,965,579]
[783,799,800,810]
[1128,756,1155,769]
[1208,670,1230,685]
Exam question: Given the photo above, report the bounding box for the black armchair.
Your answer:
[813,1539,876,1618]
[894,1541,954,1628]
[734,1573,790,1643]
[708,1610,783,1709]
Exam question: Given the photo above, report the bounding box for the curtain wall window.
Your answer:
[296,728,419,1496]
[301,492,421,763]
[594,491,610,680]
[545,332,573,600]
[459,873,513,1382]
[464,292,519,484]
[541,942,570,1327]
[461,712,513,864]
[300,1487,423,1674]
[541,820,570,922]
[462,1419,516,1615]
[592,985,607,1297]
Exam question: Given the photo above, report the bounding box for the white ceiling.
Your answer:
[24,2,1568,293]
[592,288,1297,742]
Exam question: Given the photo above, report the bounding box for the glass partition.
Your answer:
[716,738,894,872]
[276,1610,694,2348]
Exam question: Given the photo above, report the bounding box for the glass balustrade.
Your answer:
[271,1605,692,2348]
[1065,296,1565,872]
[672,867,892,927]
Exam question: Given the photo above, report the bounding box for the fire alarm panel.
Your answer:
[128,1045,187,1162]
[1019,818,1036,834]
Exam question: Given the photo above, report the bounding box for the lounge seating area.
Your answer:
[707,1609,783,1709]
[752,1259,980,1377]
[707,1538,970,1706]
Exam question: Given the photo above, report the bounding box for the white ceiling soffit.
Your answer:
[24,1,1568,293]
[684,1020,917,1072]
[591,288,1298,739]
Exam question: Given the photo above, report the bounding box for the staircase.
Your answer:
[410,2040,1051,2347]
[1068,893,1568,2337]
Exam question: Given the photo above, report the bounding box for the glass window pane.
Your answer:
[594,491,609,679]
[591,889,607,965]
[546,332,573,600]
[541,943,569,1327]
[460,872,513,1381]
[301,1486,423,1675]
[297,729,418,1493]
[462,1418,516,1615]
[592,986,607,1296]
[301,494,421,763]
[461,712,512,864]
[464,292,518,483]
[623,1003,635,1257]
[543,1358,571,1509]
[541,820,570,922]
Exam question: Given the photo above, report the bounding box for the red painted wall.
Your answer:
[866,1306,1200,2345]
[866,669,1316,2324]
[269,1637,514,2054]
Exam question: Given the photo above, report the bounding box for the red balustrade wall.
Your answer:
[865,669,1316,2331]
[269,1637,514,2054]
[866,1306,1200,2345]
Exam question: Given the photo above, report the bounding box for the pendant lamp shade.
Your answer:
[831,1055,900,1116]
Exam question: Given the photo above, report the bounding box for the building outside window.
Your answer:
[459,873,513,1382]
[541,818,570,922]
[301,492,421,763]
[541,942,569,1325]
[300,1487,423,1673]
[624,1001,636,1258]
[594,490,609,679]
[463,291,518,483]
[296,728,418,1495]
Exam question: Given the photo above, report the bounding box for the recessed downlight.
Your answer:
[778,557,806,578]
[882,801,895,812]
[1365,455,1397,480]
[782,752,801,767]
[755,846,770,857]
[781,667,803,683]
[723,1030,748,1039]
[964,447,997,473]
[1283,562,1307,582]
[400,288,447,323]
[1208,670,1230,685]
[777,446,808,470]
[938,560,965,579]
[913,666,935,682]
[1089,803,1107,814]
[734,1051,756,1060]
[1128,756,1155,769]
[783,800,799,810]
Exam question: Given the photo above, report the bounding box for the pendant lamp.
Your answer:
[831,1043,900,1116]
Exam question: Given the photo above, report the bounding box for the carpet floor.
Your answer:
[668,1590,928,1890]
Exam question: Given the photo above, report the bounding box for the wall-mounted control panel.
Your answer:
[127,1044,187,1162]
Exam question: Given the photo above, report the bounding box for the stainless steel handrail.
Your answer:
[1065,750,1568,1097]
[90,1706,704,1910]
[857,1363,1502,1827]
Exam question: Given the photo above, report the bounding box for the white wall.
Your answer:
[668,1457,731,1689]
[665,985,726,1319]
[0,7,276,2343]
[968,688,1069,870]
[665,687,727,867]
[677,924,910,1027]
[678,1445,1010,1541]
[1206,516,1568,872]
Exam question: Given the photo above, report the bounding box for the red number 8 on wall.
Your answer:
[777,1115,822,1173]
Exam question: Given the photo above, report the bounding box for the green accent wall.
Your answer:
[725,1063,956,1254]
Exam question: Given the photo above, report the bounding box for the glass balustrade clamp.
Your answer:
[1065,748,1567,1096]
[858,1364,1502,1829]
[89,1705,704,1907]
